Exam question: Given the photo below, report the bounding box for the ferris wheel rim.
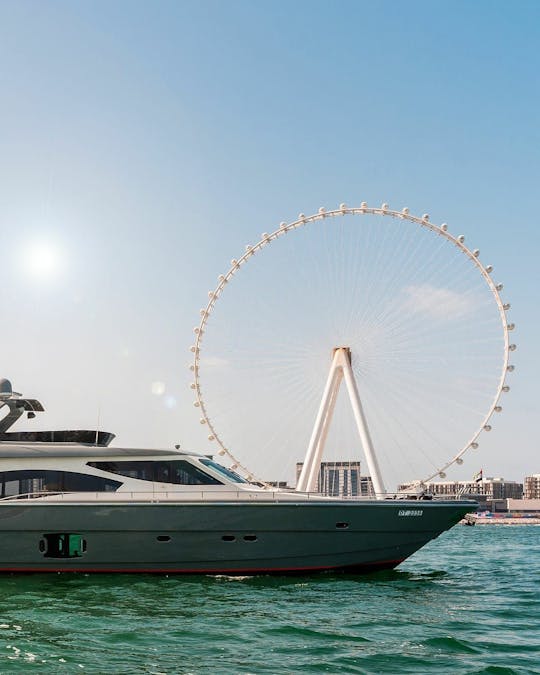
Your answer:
[190,202,515,488]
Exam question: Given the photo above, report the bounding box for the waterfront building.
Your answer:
[506,498,540,513]
[295,461,374,497]
[399,477,523,500]
[524,474,540,499]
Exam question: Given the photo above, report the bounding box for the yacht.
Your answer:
[0,380,476,574]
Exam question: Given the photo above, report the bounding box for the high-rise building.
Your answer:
[524,474,540,499]
[295,461,374,497]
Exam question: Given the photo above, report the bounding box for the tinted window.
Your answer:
[199,459,247,484]
[87,461,154,481]
[168,460,222,485]
[87,460,222,485]
[0,470,121,497]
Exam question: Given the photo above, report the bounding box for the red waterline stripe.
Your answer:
[0,558,404,574]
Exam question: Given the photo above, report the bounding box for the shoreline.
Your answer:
[461,514,540,526]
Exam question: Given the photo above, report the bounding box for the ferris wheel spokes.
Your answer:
[193,202,513,491]
[296,347,387,497]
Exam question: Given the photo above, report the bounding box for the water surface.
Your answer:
[0,526,538,674]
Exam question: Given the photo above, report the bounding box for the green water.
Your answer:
[0,526,538,674]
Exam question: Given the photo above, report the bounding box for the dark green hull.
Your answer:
[0,499,475,574]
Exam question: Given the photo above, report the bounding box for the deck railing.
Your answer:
[0,489,452,504]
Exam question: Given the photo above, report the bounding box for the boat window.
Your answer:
[0,470,122,497]
[199,459,248,484]
[87,461,154,481]
[168,460,222,485]
[87,460,223,485]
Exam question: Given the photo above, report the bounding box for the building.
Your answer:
[524,474,540,499]
[506,498,540,513]
[295,461,374,497]
[398,477,523,501]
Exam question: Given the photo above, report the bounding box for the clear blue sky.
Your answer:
[0,0,538,483]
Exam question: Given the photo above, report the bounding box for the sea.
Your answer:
[0,525,538,674]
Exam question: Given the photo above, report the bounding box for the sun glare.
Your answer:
[22,241,64,280]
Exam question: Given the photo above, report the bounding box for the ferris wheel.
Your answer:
[190,202,515,494]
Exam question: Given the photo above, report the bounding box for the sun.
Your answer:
[22,241,64,280]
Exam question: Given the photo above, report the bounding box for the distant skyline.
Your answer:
[0,0,538,483]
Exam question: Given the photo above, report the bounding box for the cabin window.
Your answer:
[199,459,248,483]
[0,470,122,498]
[87,460,223,485]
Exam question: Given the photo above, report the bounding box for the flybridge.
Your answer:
[0,378,114,447]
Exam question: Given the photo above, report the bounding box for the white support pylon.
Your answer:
[296,347,387,498]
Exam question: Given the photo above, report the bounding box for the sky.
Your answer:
[0,0,538,486]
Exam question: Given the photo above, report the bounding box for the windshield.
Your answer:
[199,459,248,484]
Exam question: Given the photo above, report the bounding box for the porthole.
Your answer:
[156,535,171,543]
[243,534,257,542]
[336,522,349,529]
[222,535,236,542]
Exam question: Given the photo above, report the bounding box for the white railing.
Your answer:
[0,489,455,504]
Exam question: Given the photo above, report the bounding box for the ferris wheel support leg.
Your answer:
[315,371,342,480]
[296,352,342,492]
[341,354,387,498]
[303,370,342,492]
